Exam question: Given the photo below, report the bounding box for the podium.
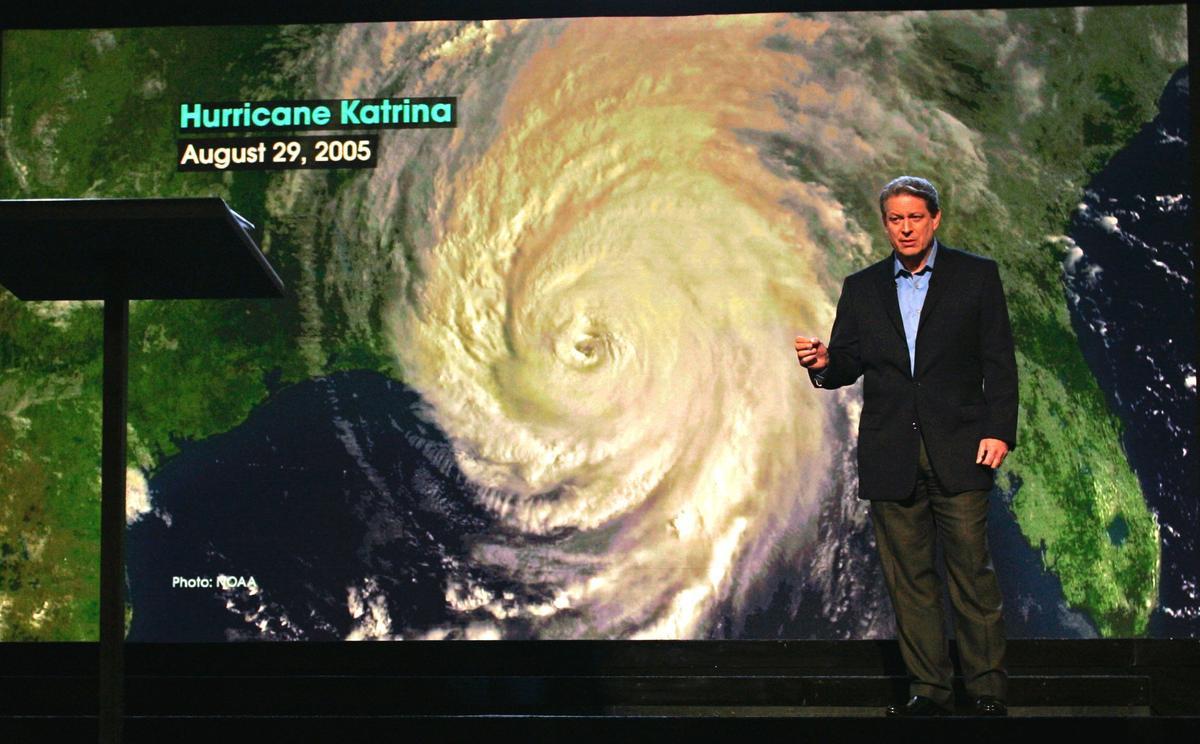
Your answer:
[0,197,285,743]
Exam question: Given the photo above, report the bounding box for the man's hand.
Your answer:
[795,336,828,370]
[976,438,1009,469]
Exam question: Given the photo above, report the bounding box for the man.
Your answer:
[796,176,1017,717]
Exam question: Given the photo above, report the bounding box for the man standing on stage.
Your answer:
[795,176,1017,717]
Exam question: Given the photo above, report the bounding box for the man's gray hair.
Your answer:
[879,176,940,217]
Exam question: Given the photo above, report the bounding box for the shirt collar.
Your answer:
[894,238,938,277]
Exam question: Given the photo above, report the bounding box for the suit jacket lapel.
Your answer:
[912,243,955,377]
[873,258,906,343]
[917,243,953,336]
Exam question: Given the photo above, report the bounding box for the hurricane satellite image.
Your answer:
[0,7,1194,642]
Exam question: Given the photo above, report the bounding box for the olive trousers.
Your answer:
[869,437,1007,706]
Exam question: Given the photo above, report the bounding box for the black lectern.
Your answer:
[0,198,285,743]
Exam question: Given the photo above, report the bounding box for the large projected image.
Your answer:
[0,7,1193,641]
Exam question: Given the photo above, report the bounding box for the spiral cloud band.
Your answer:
[365,17,850,638]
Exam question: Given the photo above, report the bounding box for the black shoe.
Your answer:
[972,695,1007,716]
[885,695,952,717]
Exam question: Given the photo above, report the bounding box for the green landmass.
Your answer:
[795,6,1179,635]
[0,7,1186,639]
[905,6,1174,636]
[0,25,394,639]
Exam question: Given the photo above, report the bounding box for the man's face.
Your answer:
[882,193,941,260]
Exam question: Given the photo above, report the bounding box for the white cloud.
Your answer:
[125,467,152,524]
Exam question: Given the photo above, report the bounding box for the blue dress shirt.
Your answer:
[895,240,938,376]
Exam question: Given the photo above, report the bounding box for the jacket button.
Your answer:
[912,422,919,430]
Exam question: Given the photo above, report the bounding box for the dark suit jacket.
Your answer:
[809,243,1018,501]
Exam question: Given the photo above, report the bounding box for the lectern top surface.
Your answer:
[0,197,285,300]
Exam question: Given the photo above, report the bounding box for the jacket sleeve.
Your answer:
[980,260,1019,448]
[809,276,863,390]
